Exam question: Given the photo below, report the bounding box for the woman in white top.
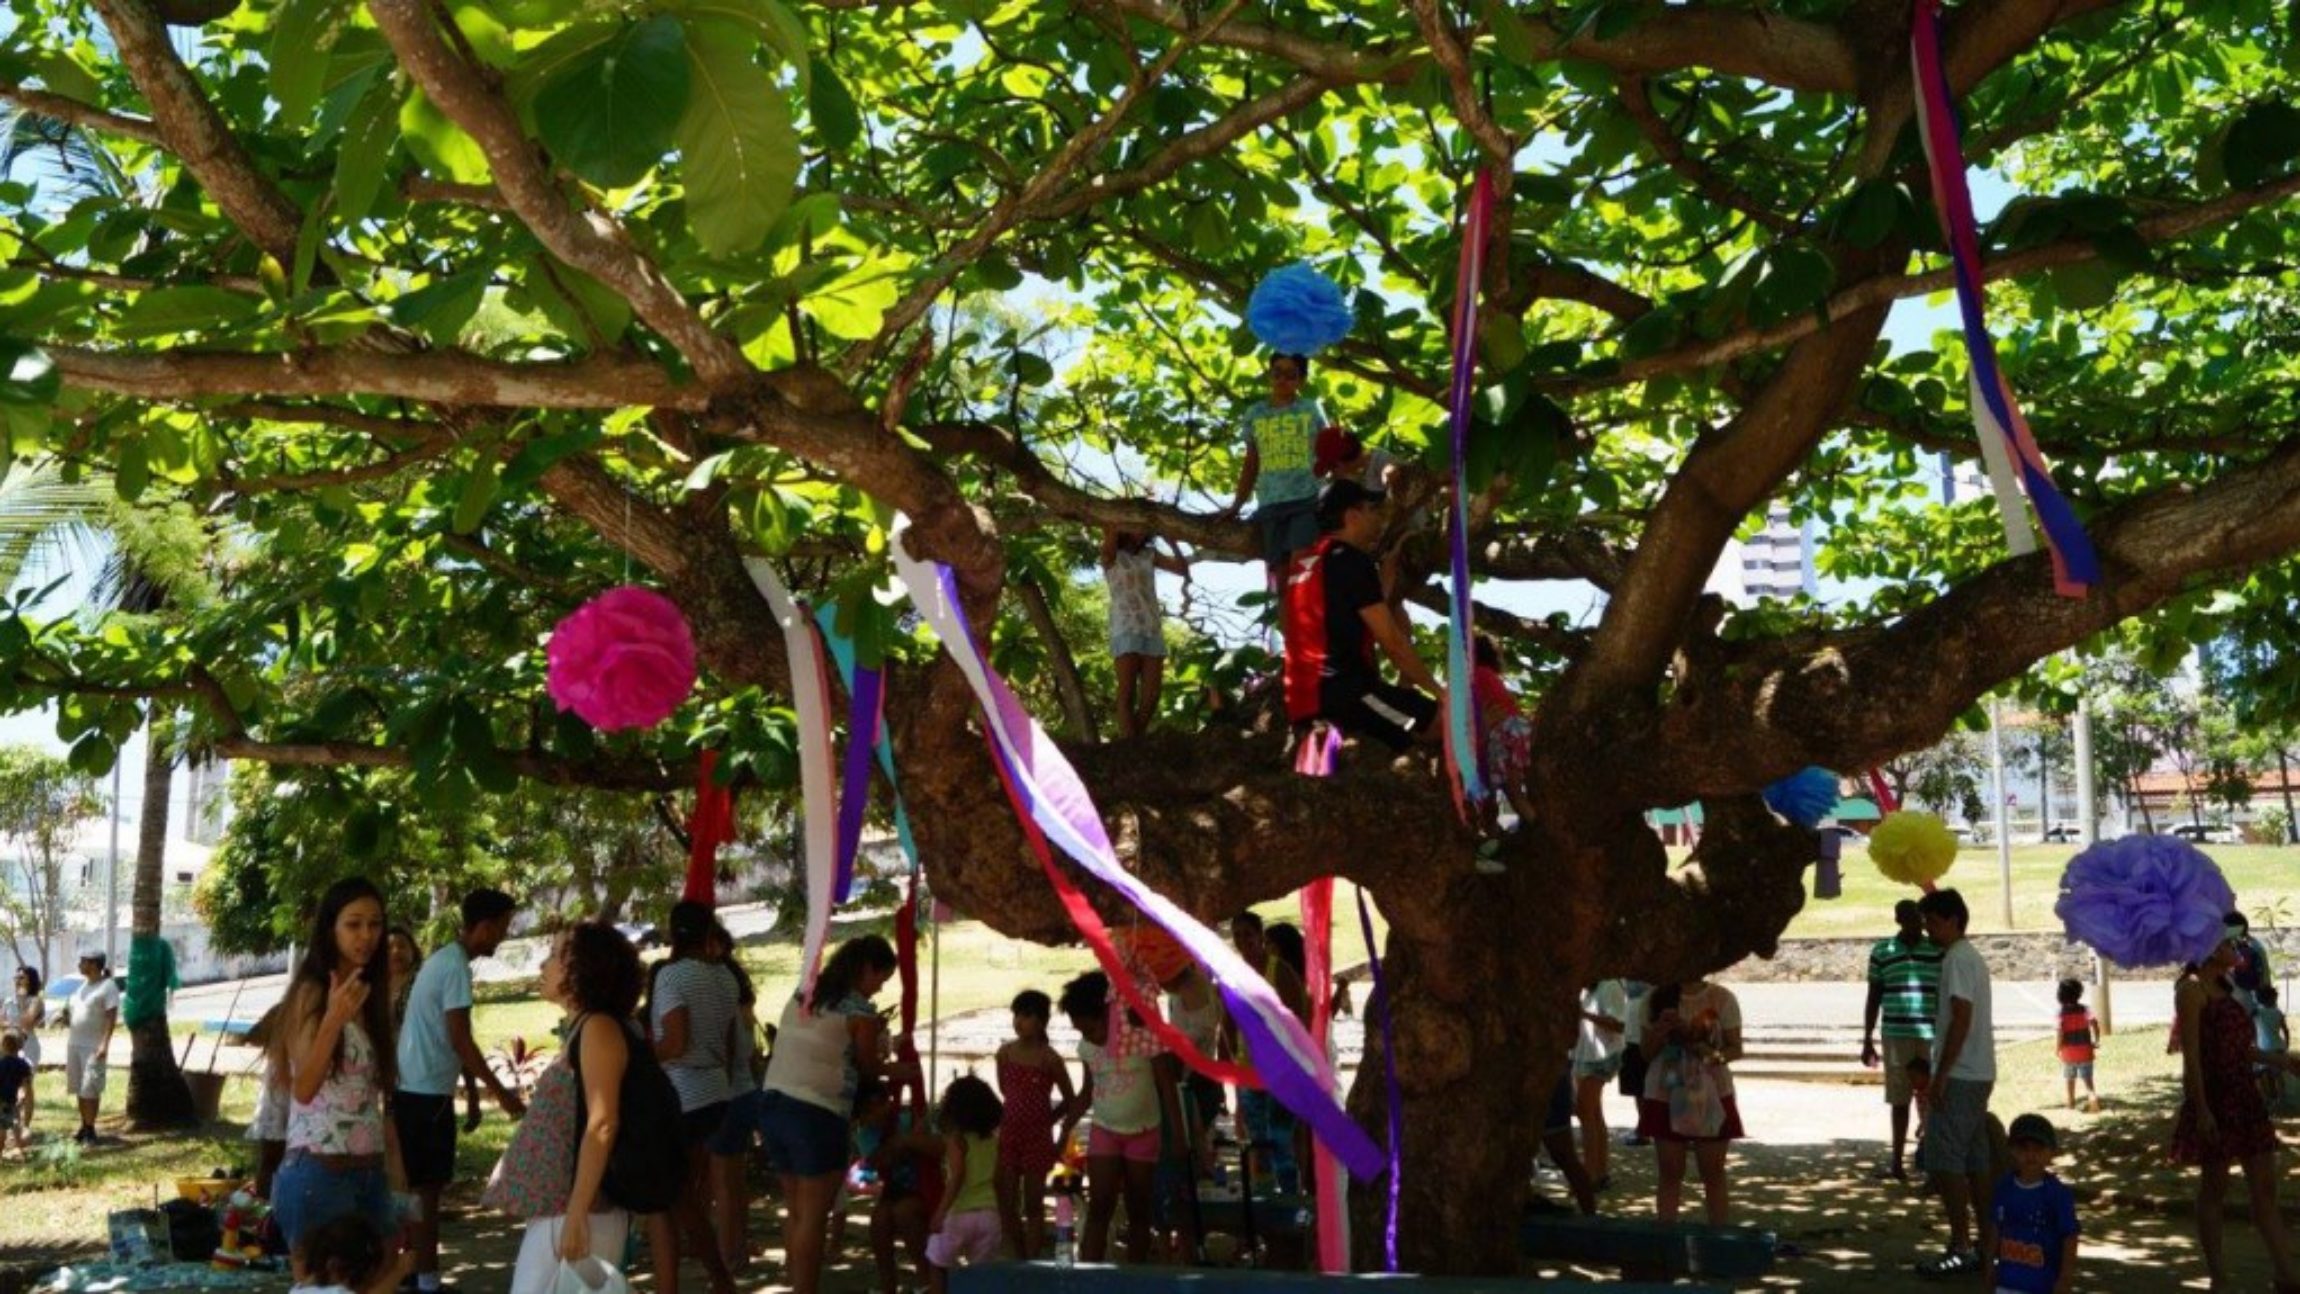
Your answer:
[760,934,901,1294]
[273,878,404,1248]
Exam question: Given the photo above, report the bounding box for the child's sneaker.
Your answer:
[1914,1248,1979,1280]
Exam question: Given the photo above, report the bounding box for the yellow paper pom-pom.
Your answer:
[1871,811,1959,888]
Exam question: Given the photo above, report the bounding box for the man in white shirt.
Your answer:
[396,889,525,1294]
[1914,888,1996,1279]
[64,951,120,1144]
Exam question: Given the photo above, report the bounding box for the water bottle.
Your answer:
[1053,1189,1077,1267]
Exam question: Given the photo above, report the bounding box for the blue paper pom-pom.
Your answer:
[1762,766,1841,829]
[1246,262,1355,354]
[2056,835,2235,968]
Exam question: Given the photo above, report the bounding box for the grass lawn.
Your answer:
[1779,842,2300,941]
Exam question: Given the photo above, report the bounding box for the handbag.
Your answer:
[553,1256,630,1294]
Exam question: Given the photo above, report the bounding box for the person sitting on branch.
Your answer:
[1281,478,1441,752]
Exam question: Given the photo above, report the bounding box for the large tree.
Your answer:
[0,0,2296,1269]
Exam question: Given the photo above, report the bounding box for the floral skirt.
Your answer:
[1485,716,1532,785]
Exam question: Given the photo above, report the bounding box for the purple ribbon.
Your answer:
[892,526,1383,1181]
[832,663,882,903]
[1356,886,1402,1271]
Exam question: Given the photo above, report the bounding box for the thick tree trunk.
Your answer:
[127,714,196,1127]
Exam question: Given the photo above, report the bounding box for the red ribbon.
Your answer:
[1867,769,1900,815]
[987,733,1259,1089]
[682,751,735,906]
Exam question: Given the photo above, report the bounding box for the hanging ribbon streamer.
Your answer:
[818,614,930,1110]
[682,751,735,906]
[990,738,1255,1088]
[1866,769,1901,815]
[1302,879,1348,1273]
[1910,0,2097,598]
[1354,887,1402,1272]
[832,661,884,904]
[1443,167,1499,815]
[743,558,841,1006]
[891,524,1383,1180]
[818,612,927,876]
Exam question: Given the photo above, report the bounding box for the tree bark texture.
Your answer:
[127,713,195,1128]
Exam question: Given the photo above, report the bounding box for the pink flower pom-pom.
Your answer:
[546,586,696,731]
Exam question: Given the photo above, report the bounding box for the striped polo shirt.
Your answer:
[1868,934,1943,1041]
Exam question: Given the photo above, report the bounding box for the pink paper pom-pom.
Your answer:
[546,586,696,731]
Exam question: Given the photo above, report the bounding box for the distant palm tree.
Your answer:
[0,462,204,1125]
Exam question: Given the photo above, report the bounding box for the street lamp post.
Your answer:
[1990,697,2014,927]
[2075,693,2110,1033]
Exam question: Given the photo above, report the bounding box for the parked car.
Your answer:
[614,921,663,952]
[1948,824,1981,845]
[2170,823,2241,845]
[2043,823,2084,843]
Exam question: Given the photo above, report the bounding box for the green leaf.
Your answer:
[501,426,606,489]
[522,257,632,346]
[114,286,266,340]
[676,22,800,258]
[536,16,692,188]
[2223,100,2300,190]
[1011,350,1054,387]
[26,51,100,104]
[1835,181,1905,250]
[668,0,810,75]
[115,438,149,503]
[401,87,492,186]
[334,74,403,225]
[271,0,356,121]
[1749,245,1835,327]
[387,272,487,345]
[0,339,58,406]
[451,464,500,534]
[2048,260,2121,311]
[807,61,861,151]
[507,20,620,119]
[67,734,116,778]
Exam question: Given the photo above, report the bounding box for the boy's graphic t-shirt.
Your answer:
[1990,1172,2079,1294]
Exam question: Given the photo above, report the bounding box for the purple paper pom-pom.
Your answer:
[2055,834,2236,968]
[1762,766,1840,829]
[546,586,697,731]
[1246,262,1355,354]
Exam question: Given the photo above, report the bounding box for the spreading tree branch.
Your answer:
[88,0,305,262]
[49,345,706,410]
[366,0,755,389]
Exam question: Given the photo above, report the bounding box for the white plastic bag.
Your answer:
[552,1257,629,1294]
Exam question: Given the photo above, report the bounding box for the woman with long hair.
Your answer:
[759,934,903,1294]
[273,878,404,1248]
[484,921,645,1293]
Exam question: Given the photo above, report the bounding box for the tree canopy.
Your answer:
[2,0,2298,1269]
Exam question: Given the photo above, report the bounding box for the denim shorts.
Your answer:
[273,1151,396,1248]
[707,1088,767,1157]
[758,1090,851,1179]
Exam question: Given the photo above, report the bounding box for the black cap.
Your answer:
[2007,1113,2058,1149]
[1315,477,1386,531]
